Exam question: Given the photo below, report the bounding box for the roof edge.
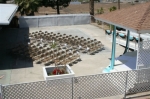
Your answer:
[7,5,18,25]
[95,17,138,33]
[0,4,18,25]
[138,30,150,34]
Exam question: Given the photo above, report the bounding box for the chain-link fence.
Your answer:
[1,68,150,99]
[137,41,150,69]
[73,71,127,99]
[2,78,73,99]
[126,69,150,95]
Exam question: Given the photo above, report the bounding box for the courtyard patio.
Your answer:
[0,24,125,85]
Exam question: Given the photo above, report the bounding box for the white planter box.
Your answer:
[43,65,75,80]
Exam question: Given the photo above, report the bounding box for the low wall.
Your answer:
[70,1,81,4]
[19,14,91,28]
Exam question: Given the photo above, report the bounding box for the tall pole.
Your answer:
[89,0,95,22]
[56,0,60,14]
[110,25,116,69]
[89,0,94,15]
[0,84,3,99]
[118,0,120,9]
[103,25,116,73]
[123,30,130,54]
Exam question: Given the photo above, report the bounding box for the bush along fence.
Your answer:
[1,68,150,99]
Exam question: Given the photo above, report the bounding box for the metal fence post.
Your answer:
[0,84,3,99]
[72,78,74,99]
[124,71,129,99]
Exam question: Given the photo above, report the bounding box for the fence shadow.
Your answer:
[126,93,150,99]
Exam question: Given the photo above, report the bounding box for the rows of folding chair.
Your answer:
[29,31,104,54]
[11,30,104,66]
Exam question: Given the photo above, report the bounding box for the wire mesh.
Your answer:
[73,71,127,99]
[2,78,72,99]
[2,68,150,99]
[126,68,150,94]
[137,41,150,69]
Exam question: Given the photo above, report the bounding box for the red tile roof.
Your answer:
[94,3,150,33]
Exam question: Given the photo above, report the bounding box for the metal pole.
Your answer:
[136,33,141,70]
[0,84,3,99]
[124,71,129,99]
[102,22,104,29]
[123,30,130,54]
[127,31,130,52]
[103,25,116,73]
[110,25,116,69]
[72,78,74,99]
[137,33,141,83]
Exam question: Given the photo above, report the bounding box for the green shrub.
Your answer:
[109,6,117,12]
[97,7,104,14]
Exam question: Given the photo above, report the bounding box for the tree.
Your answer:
[109,6,117,32]
[89,0,94,22]
[89,0,94,16]
[0,0,6,3]
[41,0,71,14]
[118,0,120,9]
[15,0,41,16]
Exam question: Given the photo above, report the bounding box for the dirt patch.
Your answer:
[16,3,141,16]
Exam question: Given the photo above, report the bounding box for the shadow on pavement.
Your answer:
[0,28,33,70]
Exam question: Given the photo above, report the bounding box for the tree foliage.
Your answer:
[42,0,70,8]
[15,0,41,16]
[0,0,6,3]
[41,0,71,14]
[97,7,104,14]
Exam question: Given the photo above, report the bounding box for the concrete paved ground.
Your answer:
[0,24,125,85]
[1,24,150,99]
[29,24,125,76]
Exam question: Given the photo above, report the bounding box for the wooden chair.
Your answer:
[75,36,78,39]
[57,33,60,35]
[81,37,84,40]
[87,38,91,41]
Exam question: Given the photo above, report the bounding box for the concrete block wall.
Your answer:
[19,14,91,28]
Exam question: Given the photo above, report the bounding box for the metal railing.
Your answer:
[0,84,2,99]
[1,68,150,99]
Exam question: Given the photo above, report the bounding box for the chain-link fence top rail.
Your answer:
[137,41,150,69]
